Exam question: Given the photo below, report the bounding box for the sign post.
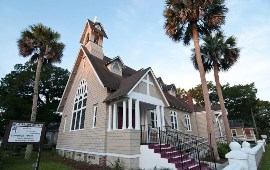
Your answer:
[3,120,46,170]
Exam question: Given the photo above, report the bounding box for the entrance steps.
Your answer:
[148,144,213,170]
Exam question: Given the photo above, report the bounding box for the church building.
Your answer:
[56,19,224,169]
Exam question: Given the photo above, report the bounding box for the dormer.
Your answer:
[105,56,125,76]
[80,18,108,60]
[156,77,165,89]
[167,84,177,96]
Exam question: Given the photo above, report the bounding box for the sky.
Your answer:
[0,0,270,101]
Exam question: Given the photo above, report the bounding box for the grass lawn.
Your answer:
[259,144,270,170]
[1,149,74,170]
[0,148,110,170]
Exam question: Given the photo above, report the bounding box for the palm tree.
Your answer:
[17,23,65,159]
[191,31,240,144]
[164,0,228,160]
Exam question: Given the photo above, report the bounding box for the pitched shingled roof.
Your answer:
[104,68,150,102]
[163,92,192,112]
[81,46,136,90]
[87,19,108,38]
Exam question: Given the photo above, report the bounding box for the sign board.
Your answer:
[4,120,46,145]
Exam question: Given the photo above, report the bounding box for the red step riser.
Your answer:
[148,144,213,170]
[168,155,188,163]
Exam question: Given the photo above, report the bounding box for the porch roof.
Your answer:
[104,68,150,102]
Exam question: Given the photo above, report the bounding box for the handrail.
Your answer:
[160,127,217,170]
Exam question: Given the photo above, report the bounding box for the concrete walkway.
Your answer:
[217,161,229,170]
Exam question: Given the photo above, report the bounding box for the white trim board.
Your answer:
[129,92,164,106]
[56,147,140,158]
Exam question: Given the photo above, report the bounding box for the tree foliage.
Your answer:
[0,62,69,136]
[183,81,270,137]
[188,81,218,106]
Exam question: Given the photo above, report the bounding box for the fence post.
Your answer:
[225,142,248,170]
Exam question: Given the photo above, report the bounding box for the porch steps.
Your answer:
[148,144,212,170]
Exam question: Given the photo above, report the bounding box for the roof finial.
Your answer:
[93,16,97,23]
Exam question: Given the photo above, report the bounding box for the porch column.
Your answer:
[128,98,133,129]
[113,103,117,130]
[145,109,149,143]
[135,99,140,130]
[107,104,112,131]
[161,106,165,129]
[156,105,161,128]
[122,100,127,129]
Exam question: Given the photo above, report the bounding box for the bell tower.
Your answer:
[80,17,108,60]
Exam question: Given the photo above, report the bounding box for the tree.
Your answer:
[0,62,69,137]
[163,0,228,159]
[189,81,218,106]
[253,100,270,140]
[191,31,240,143]
[222,83,257,121]
[189,82,270,141]
[17,23,65,159]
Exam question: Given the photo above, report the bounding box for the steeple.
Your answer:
[80,17,108,59]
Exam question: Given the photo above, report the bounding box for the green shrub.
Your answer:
[112,158,123,170]
[217,143,230,158]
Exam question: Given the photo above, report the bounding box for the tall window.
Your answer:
[184,114,192,131]
[171,111,178,130]
[71,80,88,130]
[92,105,97,128]
[150,110,157,128]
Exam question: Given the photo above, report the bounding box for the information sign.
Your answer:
[4,120,46,144]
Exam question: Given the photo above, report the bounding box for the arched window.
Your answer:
[71,80,88,130]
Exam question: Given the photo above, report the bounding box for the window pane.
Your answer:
[71,112,76,130]
[74,103,77,110]
[78,100,82,109]
[80,109,86,129]
[83,98,87,107]
[174,117,177,129]
[75,110,81,129]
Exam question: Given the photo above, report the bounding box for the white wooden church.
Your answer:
[56,19,225,169]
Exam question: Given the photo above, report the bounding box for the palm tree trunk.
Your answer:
[191,22,219,160]
[213,63,232,144]
[25,55,43,159]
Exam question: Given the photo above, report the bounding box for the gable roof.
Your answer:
[162,84,176,91]
[164,92,192,112]
[81,46,136,90]
[57,46,137,112]
[80,19,108,44]
[104,68,150,102]
[105,56,125,67]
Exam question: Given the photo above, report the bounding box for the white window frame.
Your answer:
[184,114,192,131]
[231,129,237,137]
[150,110,157,128]
[70,80,88,131]
[170,111,178,130]
[92,105,97,128]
